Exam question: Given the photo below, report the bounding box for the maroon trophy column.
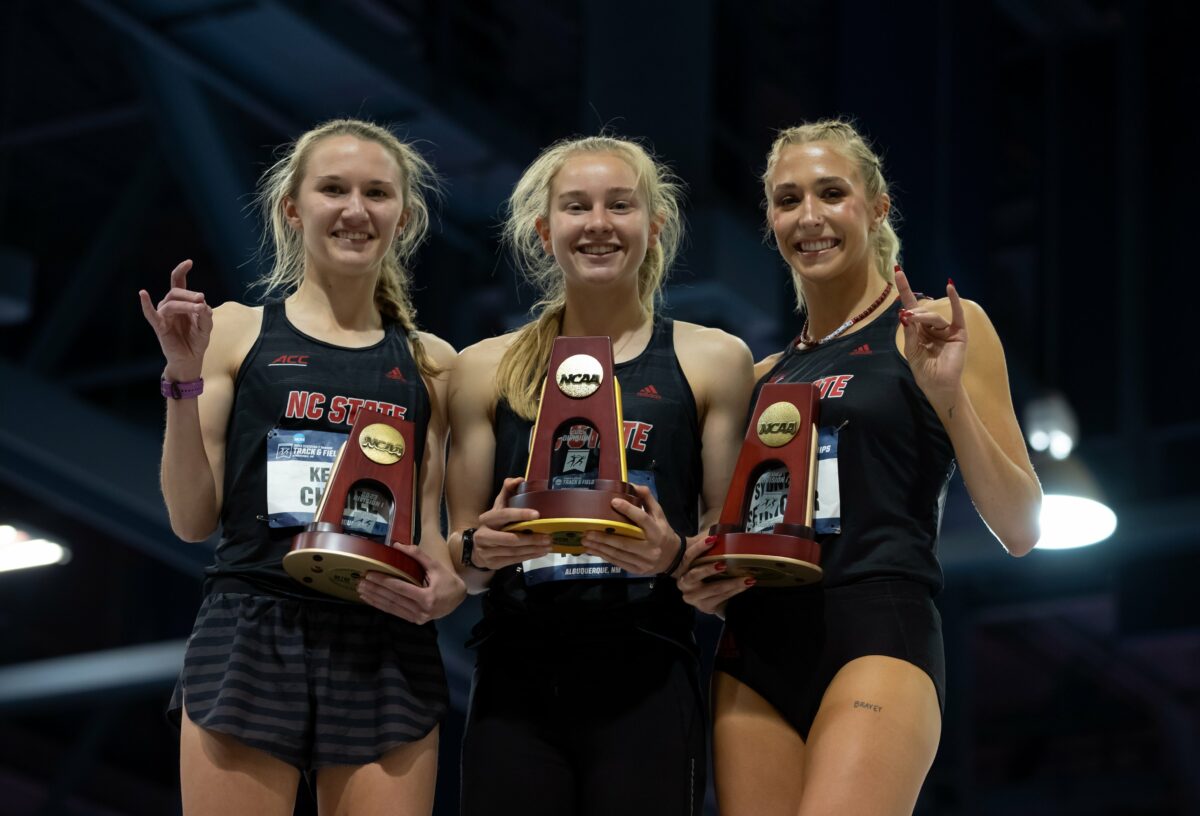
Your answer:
[283,408,424,601]
[504,336,645,554]
[695,383,822,587]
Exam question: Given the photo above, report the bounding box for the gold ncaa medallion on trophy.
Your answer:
[283,408,424,601]
[503,335,645,553]
[694,382,822,587]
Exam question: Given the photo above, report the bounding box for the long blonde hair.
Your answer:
[254,118,442,375]
[496,136,684,419]
[763,119,900,311]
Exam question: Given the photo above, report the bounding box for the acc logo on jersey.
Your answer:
[555,354,603,398]
[359,423,406,465]
[756,401,802,447]
[269,354,310,366]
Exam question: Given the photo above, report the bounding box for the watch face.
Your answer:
[460,529,473,566]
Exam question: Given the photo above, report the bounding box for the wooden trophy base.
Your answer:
[506,517,645,554]
[284,528,423,603]
[505,480,644,554]
[693,531,822,588]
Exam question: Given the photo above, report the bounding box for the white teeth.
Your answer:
[799,239,838,252]
[335,231,370,240]
[579,245,618,255]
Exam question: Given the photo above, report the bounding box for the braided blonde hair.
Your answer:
[255,118,442,375]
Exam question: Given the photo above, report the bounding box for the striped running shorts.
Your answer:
[168,592,448,770]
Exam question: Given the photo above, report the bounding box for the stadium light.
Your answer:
[1033,457,1117,550]
[0,524,71,573]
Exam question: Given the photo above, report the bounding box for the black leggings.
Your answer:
[460,636,706,816]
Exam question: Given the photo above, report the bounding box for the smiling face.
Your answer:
[284,135,407,279]
[535,152,659,293]
[767,142,888,287]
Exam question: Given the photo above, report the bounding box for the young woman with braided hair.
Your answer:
[139,118,463,814]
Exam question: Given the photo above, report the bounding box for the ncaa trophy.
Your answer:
[504,336,645,554]
[694,382,822,587]
[283,407,424,601]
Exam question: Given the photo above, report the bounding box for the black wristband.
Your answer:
[661,532,687,577]
[460,527,489,571]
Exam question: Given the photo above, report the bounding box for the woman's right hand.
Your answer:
[138,259,213,380]
[468,477,554,570]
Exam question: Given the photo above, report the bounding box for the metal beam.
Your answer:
[22,154,163,372]
[134,47,265,298]
[260,0,521,224]
[0,630,475,715]
[75,0,298,134]
[0,640,184,713]
[267,0,537,164]
[83,0,509,251]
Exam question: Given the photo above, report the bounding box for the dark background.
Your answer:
[0,1,1197,814]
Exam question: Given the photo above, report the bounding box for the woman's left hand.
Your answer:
[895,268,968,414]
[582,484,681,576]
[357,543,467,624]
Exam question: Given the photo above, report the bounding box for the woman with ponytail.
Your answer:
[678,119,1042,815]
[139,118,463,814]
[448,135,754,816]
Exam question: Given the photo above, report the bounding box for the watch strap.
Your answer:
[161,377,204,399]
[460,527,489,571]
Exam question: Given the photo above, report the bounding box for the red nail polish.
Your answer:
[714,562,727,572]
[704,535,716,544]
[745,578,756,586]
[894,264,902,274]
[948,278,955,287]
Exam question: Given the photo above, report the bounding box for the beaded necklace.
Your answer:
[798,282,894,348]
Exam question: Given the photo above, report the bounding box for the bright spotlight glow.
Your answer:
[0,525,71,573]
[1036,495,1117,550]
[1048,430,1074,460]
[1029,430,1050,451]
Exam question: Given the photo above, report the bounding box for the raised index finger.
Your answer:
[170,259,194,291]
[894,267,920,310]
[946,279,966,329]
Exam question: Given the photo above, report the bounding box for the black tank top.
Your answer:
[205,301,430,601]
[476,318,703,649]
[747,299,955,592]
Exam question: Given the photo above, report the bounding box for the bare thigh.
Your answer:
[179,706,300,816]
[315,726,439,816]
[712,671,806,816]
[797,656,941,816]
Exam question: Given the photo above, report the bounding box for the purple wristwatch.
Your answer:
[160,377,204,399]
